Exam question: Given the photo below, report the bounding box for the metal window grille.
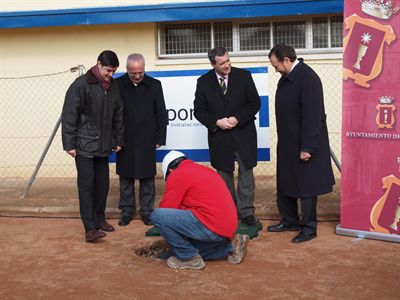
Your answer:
[239,22,271,51]
[160,23,211,55]
[214,22,233,51]
[330,16,343,48]
[158,16,342,56]
[273,20,306,49]
[312,17,329,48]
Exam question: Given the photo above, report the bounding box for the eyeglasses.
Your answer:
[101,66,117,74]
[128,72,144,76]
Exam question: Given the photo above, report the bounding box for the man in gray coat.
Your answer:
[267,44,334,243]
[116,54,168,226]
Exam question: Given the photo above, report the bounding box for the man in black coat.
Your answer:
[116,53,168,226]
[193,47,261,227]
[267,44,335,243]
[62,50,124,242]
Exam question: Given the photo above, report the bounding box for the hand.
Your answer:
[113,145,122,152]
[216,118,235,130]
[156,144,161,149]
[227,117,238,127]
[67,149,77,157]
[300,151,311,162]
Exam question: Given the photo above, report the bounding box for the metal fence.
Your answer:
[0,62,342,216]
[262,62,342,216]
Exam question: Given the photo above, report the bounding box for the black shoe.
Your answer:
[118,216,132,226]
[241,215,263,230]
[291,232,317,243]
[267,223,300,232]
[142,216,153,226]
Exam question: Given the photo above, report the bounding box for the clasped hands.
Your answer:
[216,117,238,130]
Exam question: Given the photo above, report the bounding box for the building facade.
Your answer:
[0,0,343,178]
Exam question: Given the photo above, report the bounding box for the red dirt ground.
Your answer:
[0,217,397,300]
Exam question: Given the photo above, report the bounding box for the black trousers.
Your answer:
[75,155,109,232]
[277,192,317,235]
[118,176,155,219]
[217,150,255,220]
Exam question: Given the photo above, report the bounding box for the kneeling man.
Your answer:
[150,151,249,270]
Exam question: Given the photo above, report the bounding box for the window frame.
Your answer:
[157,14,343,58]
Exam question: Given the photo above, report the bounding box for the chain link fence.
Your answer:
[0,62,342,217]
[260,62,342,217]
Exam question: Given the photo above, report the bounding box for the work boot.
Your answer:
[228,234,249,264]
[85,229,106,242]
[167,255,205,270]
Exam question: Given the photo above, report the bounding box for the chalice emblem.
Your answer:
[353,32,372,70]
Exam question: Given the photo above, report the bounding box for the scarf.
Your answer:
[91,65,112,91]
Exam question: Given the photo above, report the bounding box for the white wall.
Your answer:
[0,21,342,178]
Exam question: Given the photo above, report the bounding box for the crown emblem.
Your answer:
[379,96,394,104]
[361,0,400,19]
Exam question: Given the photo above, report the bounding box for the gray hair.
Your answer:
[126,53,145,66]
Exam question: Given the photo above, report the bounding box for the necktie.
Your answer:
[219,77,227,95]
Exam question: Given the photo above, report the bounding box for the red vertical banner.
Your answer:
[339,0,400,241]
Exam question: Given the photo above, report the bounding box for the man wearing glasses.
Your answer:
[116,53,168,227]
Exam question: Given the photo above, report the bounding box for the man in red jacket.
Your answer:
[150,150,249,270]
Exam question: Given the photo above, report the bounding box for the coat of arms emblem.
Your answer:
[370,158,400,234]
[343,3,397,88]
[376,96,396,128]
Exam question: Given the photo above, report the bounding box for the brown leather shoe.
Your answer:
[85,229,106,242]
[98,221,115,232]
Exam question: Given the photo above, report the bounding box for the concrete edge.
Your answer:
[0,206,120,214]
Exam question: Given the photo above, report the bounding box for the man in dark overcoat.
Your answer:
[193,47,261,227]
[267,44,335,243]
[116,53,168,226]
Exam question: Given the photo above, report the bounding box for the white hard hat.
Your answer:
[161,150,186,180]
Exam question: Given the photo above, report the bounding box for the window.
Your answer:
[312,17,329,48]
[161,23,211,55]
[330,16,343,48]
[273,20,305,49]
[239,23,270,51]
[158,15,343,56]
[214,22,233,51]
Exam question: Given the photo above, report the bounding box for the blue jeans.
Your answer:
[150,208,233,261]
